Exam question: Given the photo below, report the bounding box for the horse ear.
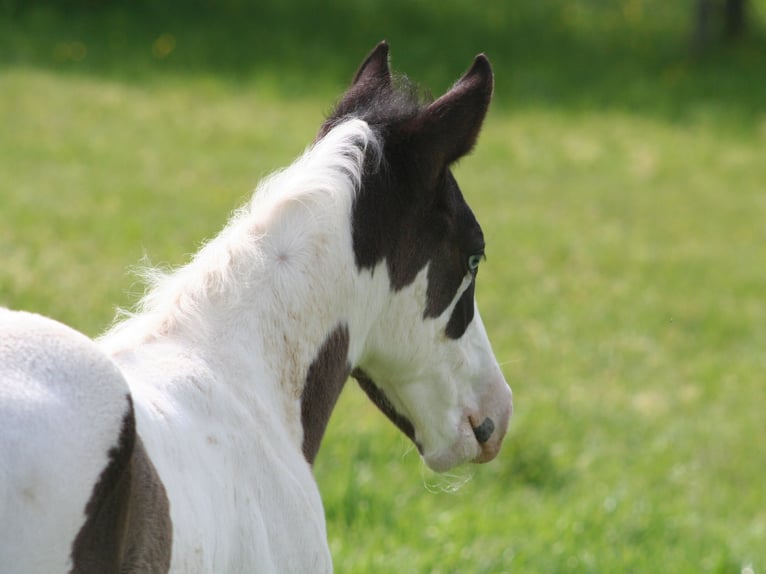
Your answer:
[337,41,391,110]
[318,41,391,139]
[410,54,493,168]
[352,40,392,89]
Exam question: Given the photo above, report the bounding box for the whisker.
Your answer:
[401,442,416,460]
[420,462,474,494]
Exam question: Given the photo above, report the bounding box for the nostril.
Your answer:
[472,417,495,444]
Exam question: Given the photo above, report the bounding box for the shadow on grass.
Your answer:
[2,0,765,126]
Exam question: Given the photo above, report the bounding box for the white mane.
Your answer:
[103,118,380,349]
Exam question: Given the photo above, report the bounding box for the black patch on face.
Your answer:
[71,394,172,573]
[320,43,490,340]
[352,368,421,453]
[350,159,484,338]
[445,279,476,340]
[421,171,484,324]
[301,325,351,465]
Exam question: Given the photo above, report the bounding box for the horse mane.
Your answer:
[102,118,381,347]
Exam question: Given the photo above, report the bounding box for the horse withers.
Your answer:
[0,42,512,573]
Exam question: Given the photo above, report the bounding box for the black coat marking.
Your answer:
[70,395,172,574]
[301,325,351,464]
[353,368,420,452]
[322,41,491,340]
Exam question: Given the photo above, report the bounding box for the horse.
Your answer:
[0,41,512,573]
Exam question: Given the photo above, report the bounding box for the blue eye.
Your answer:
[468,253,483,272]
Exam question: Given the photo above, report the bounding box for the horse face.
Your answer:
[330,43,512,472]
[352,197,512,472]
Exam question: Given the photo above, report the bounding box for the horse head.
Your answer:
[322,42,512,472]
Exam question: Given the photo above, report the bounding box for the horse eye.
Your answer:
[468,253,483,272]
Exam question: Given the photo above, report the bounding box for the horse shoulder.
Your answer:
[114,344,332,572]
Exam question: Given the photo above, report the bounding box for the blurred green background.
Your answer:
[3,0,765,117]
[2,1,765,572]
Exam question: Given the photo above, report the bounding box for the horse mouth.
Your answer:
[471,440,502,464]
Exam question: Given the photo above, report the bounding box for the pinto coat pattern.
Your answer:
[0,43,512,573]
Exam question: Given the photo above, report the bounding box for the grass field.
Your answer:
[2,1,766,572]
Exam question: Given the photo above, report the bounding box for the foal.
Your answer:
[0,42,512,573]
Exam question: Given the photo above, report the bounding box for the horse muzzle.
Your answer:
[469,378,512,464]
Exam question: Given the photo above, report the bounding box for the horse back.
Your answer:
[0,309,171,573]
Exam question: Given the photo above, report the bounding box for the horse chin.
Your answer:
[421,436,481,473]
[422,452,463,473]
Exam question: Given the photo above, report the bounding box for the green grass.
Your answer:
[2,2,766,572]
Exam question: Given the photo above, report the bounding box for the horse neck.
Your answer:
[103,119,382,460]
[206,207,362,453]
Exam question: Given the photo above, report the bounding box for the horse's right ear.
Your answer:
[409,54,493,169]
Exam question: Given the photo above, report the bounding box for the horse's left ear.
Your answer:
[351,40,392,89]
[338,42,393,111]
[410,54,493,169]
[318,41,392,140]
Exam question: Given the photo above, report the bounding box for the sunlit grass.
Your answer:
[0,69,320,330]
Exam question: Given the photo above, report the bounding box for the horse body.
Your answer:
[1,43,512,573]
